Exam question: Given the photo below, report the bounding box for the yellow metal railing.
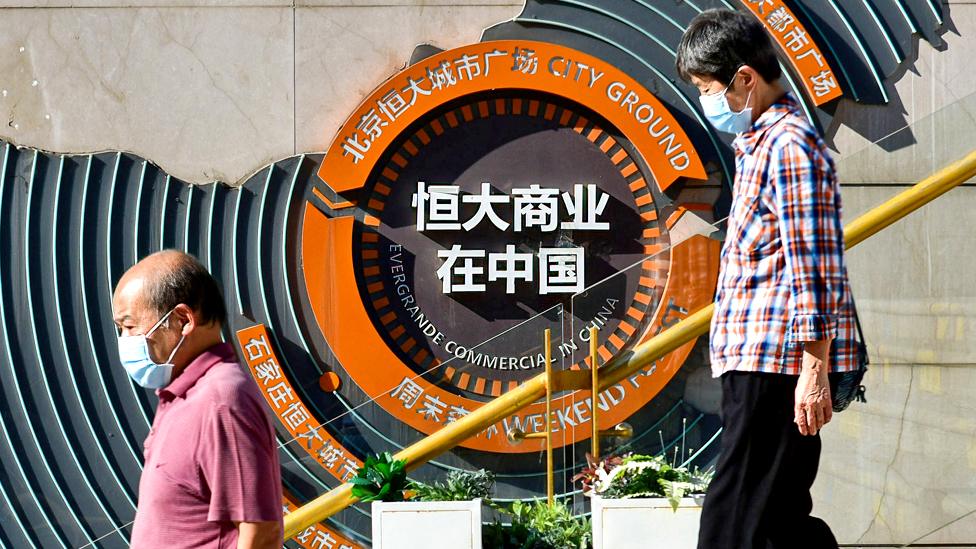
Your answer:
[506,326,636,505]
[283,149,976,540]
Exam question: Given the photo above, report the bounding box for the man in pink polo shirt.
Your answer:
[112,250,282,548]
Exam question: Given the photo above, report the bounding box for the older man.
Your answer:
[112,250,282,548]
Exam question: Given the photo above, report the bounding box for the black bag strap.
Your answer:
[851,300,868,365]
[849,299,869,403]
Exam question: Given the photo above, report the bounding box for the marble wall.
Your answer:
[0,1,973,546]
[818,5,976,545]
[817,186,976,546]
[0,3,522,183]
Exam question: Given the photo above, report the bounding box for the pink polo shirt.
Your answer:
[130,343,282,548]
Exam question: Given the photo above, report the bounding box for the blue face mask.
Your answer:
[699,78,753,135]
[117,308,185,389]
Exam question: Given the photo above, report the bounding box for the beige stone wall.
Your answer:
[0,0,973,545]
[818,4,976,544]
[0,2,522,183]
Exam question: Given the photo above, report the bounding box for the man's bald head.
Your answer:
[118,250,227,328]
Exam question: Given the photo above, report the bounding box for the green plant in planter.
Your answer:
[349,452,408,503]
[483,499,591,549]
[410,468,496,502]
[574,452,713,511]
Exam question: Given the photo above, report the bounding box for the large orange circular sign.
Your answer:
[301,40,718,453]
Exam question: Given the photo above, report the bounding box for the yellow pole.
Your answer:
[597,304,714,391]
[544,328,554,507]
[283,149,976,539]
[590,326,599,459]
[844,149,976,248]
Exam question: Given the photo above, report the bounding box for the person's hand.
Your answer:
[794,340,832,436]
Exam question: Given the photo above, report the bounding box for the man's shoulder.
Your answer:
[766,108,822,152]
[192,358,265,409]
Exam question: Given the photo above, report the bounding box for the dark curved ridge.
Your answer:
[483,0,948,172]
[0,142,369,547]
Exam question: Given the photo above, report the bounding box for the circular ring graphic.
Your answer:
[301,40,718,453]
[357,91,669,400]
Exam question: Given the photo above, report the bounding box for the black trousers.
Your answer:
[697,371,839,549]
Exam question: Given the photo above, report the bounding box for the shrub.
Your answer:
[349,452,408,503]
[483,499,591,549]
[410,468,496,502]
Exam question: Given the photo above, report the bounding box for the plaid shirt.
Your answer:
[709,93,858,377]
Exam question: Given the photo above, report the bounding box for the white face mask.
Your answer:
[117,308,185,389]
[699,76,753,135]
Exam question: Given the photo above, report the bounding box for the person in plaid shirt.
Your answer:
[676,9,858,549]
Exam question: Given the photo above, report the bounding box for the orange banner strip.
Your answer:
[318,40,706,194]
[236,324,364,482]
[742,0,843,105]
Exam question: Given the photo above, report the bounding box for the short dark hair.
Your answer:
[145,251,228,327]
[676,9,782,86]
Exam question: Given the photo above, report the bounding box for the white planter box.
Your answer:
[371,499,482,549]
[591,496,703,549]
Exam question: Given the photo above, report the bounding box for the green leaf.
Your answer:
[661,479,684,512]
[349,452,411,502]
